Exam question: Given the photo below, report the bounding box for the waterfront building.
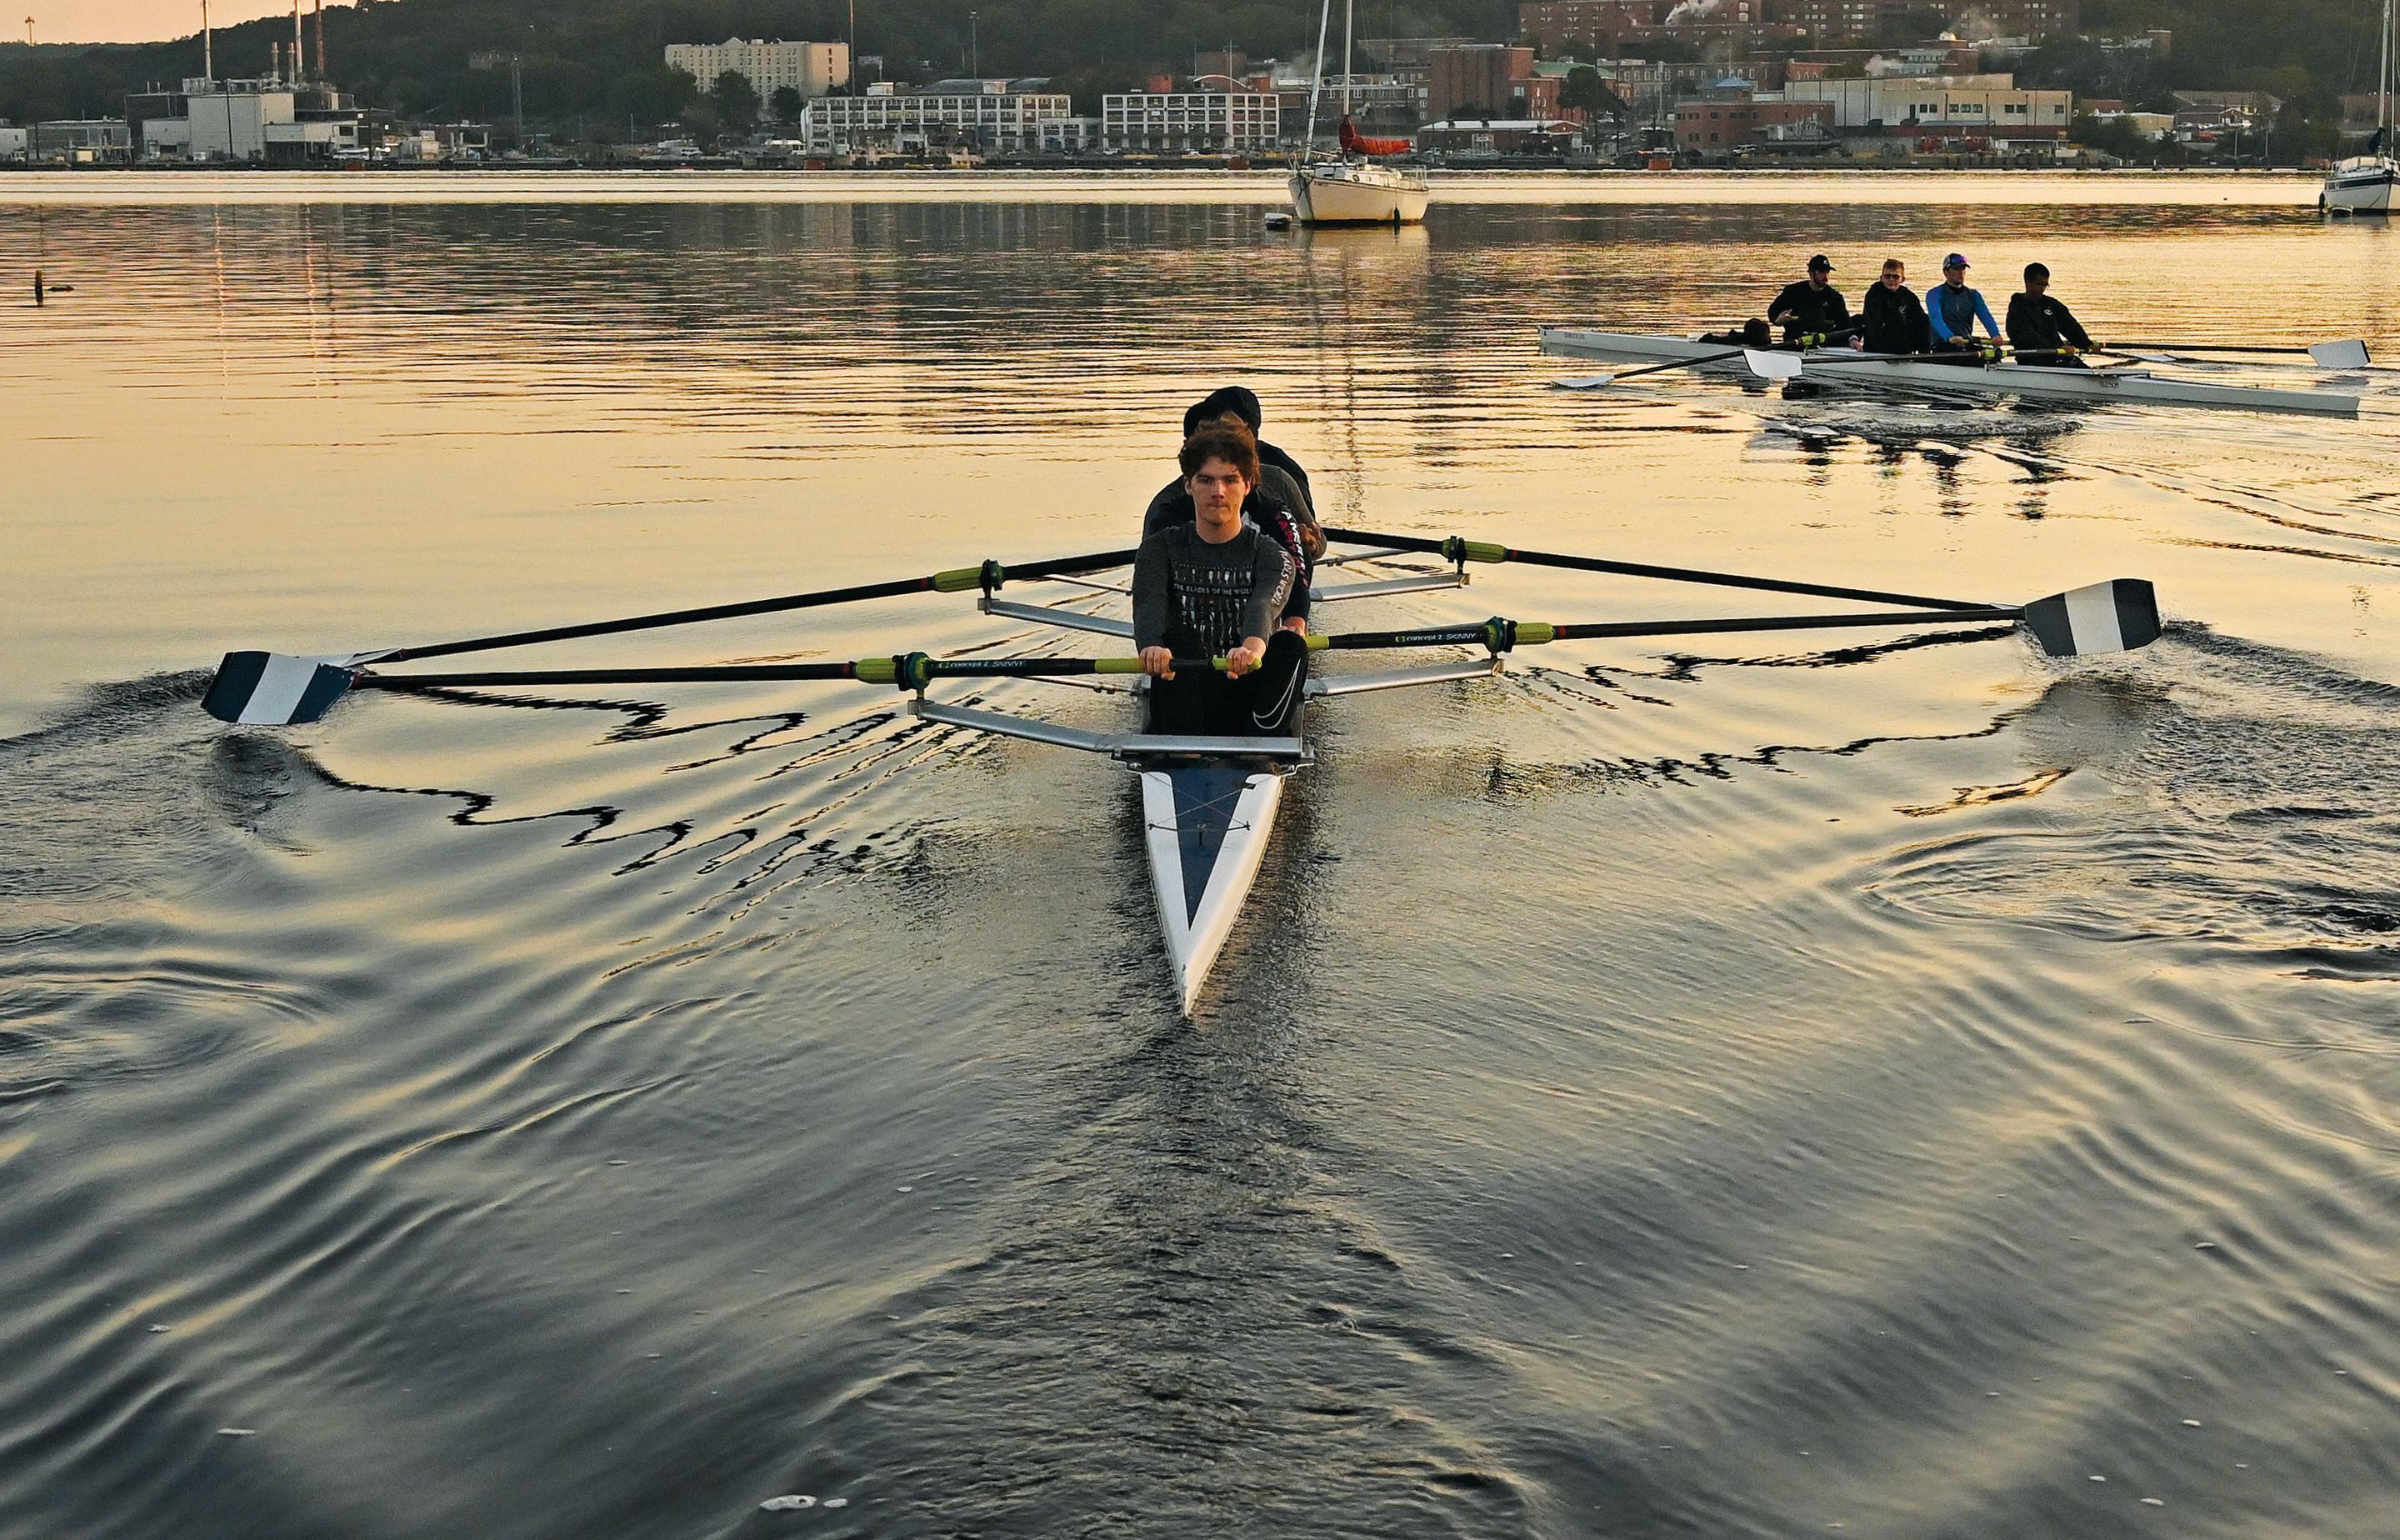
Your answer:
[1102,91,1282,152]
[1674,94,1837,148]
[1427,45,1561,122]
[797,82,1072,153]
[1774,73,2072,138]
[128,77,368,163]
[15,119,135,162]
[664,38,851,98]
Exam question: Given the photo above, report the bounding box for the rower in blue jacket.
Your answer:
[1928,252,2002,358]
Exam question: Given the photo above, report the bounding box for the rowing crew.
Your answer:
[1133,388,1326,738]
[1718,252,2102,367]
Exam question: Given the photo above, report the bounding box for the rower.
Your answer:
[1160,387,1323,551]
[2004,262,2098,368]
[1767,254,1852,346]
[1133,426,1309,737]
[1858,258,1932,354]
[1928,252,2002,359]
[1142,410,1315,638]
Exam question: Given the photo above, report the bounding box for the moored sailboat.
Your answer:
[1289,0,1428,225]
[2324,0,2397,212]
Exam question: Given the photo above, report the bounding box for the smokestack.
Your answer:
[271,40,282,81]
[292,0,303,82]
[314,0,326,82]
[202,0,214,84]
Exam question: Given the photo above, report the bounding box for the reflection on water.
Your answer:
[4,186,2400,1538]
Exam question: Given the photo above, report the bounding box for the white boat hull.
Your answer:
[1139,763,1287,1015]
[1289,168,1428,226]
[2323,159,2396,213]
[1539,328,2359,418]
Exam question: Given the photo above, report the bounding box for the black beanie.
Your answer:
[1183,386,1264,437]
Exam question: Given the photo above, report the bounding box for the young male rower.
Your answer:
[1144,387,1323,550]
[2004,262,2098,368]
[1133,426,1308,737]
[1766,254,1852,344]
[1928,252,2002,359]
[1858,258,1932,354]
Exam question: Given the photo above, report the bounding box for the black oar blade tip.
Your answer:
[201,651,356,725]
[2021,579,2161,658]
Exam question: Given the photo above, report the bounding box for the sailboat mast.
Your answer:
[1340,0,1355,126]
[2383,0,2393,144]
[1303,0,1332,158]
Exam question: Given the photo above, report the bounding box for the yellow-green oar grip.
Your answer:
[1304,632,1332,651]
[853,657,898,684]
[1095,658,1146,675]
[931,565,989,593]
[1442,538,1509,565]
[1515,622,1558,646]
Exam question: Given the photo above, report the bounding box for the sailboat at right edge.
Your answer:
[1288,0,1430,225]
[2325,0,2396,212]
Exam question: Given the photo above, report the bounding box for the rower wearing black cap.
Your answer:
[1767,254,1852,346]
[2004,262,2098,368]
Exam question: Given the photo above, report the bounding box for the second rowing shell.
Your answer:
[1540,328,2362,418]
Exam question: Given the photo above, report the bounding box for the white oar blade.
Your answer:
[202,652,357,724]
[1551,375,1616,390]
[2020,580,2161,658]
[1743,348,1803,381]
[2308,338,2371,370]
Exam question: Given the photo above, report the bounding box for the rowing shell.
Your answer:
[1138,753,1290,1014]
[1540,328,2362,418]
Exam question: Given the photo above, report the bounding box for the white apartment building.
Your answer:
[665,38,851,98]
[798,84,1072,152]
[1776,74,2073,138]
[1102,92,1282,151]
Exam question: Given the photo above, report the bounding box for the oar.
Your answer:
[1552,347,1803,390]
[1308,580,2156,660]
[246,578,2160,725]
[2098,339,2371,369]
[201,545,1139,726]
[1320,528,2006,613]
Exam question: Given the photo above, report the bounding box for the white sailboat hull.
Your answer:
[1289,168,1428,226]
[1139,764,1287,1015]
[2323,158,2396,213]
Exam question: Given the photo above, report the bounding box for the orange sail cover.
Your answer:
[1339,117,1412,157]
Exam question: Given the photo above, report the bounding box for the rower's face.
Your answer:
[1943,265,1967,286]
[2027,274,2049,296]
[1188,458,1251,522]
[1808,271,1827,288]
[1881,268,1904,288]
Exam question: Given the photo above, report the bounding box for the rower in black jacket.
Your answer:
[2004,262,2098,368]
[1766,254,1852,344]
[1858,258,1932,354]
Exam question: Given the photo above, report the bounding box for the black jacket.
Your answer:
[1768,279,1850,336]
[1142,487,1313,623]
[2006,292,2094,352]
[1860,282,1932,355]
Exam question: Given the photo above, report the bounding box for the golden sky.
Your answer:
[42,0,354,46]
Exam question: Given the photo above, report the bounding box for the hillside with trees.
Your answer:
[0,0,2387,144]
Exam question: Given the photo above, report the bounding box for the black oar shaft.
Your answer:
[1548,608,2017,642]
[1322,528,2005,613]
[379,548,1140,664]
[2102,342,2308,355]
[358,662,869,690]
[1605,347,1746,382]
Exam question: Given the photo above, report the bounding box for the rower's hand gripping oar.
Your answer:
[201,545,1139,726]
[318,578,2162,704]
[1552,348,1803,390]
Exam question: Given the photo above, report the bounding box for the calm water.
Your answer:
[3,175,2398,1538]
